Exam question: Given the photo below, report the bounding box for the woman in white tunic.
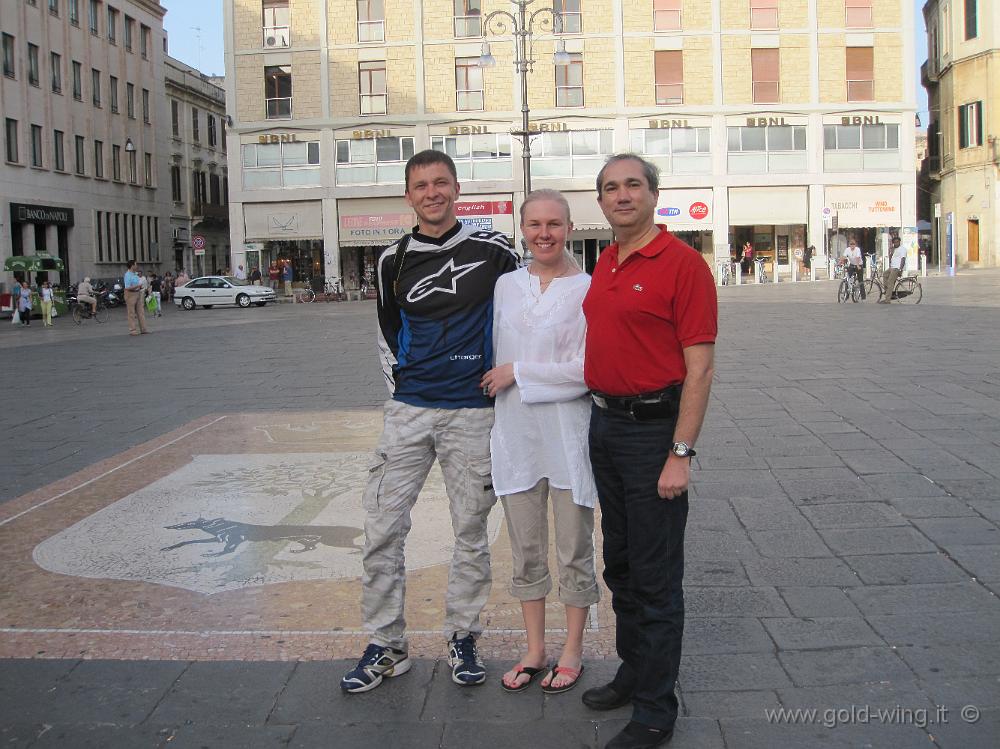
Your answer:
[481,190,598,694]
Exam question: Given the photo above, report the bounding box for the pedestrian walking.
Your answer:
[40,281,54,326]
[148,273,163,317]
[340,149,518,695]
[481,189,598,696]
[581,154,717,749]
[17,281,33,326]
[123,259,149,336]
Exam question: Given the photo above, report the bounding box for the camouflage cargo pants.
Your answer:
[361,399,496,651]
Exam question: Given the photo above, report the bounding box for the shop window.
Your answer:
[556,53,583,107]
[554,0,582,33]
[750,0,778,29]
[335,135,414,184]
[50,52,62,93]
[28,43,40,87]
[357,0,384,43]
[958,101,982,148]
[2,34,14,79]
[751,48,779,103]
[846,47,873,102]
[243,139,321,188]
[964,0,977,40]
[845,0,872,28]
[431,133,512,180]
[530,130,613,179]
[653,0,681,31]
[456,57,484,111]
[359,61,387,115]
[263,0,290,48]
[629,127,710,175]
[728,124,806,173]
[823,123,900,171]
[265,66,293,118]
[454,0,481,38]
[654,51,683,105]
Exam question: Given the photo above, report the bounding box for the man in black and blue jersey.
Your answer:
[341,150,519,694]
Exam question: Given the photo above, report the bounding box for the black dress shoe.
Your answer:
[605,721,673,749]
[582,682,632,710]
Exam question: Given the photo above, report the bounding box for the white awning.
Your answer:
[825,185,902,228]
[565,191,609,230]
[244,200,323,240]
[728,186,808,225]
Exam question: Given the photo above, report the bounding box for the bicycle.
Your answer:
[72,299,110,324]
[869,273,922,304]
[754,256,769,283]
[717,261,732,286]
[296,277,347,303]
[837,268,863,303]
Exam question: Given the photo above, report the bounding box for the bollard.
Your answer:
[734,263,742,285]
[920,252,927,277]
[810,262,817,282]
[791,261,798,283]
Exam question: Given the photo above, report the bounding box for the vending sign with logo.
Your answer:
[655,190,713,230]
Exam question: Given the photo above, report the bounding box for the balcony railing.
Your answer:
[358,20,384,42]
[263,25,290,48]
[847,79,874,102]
[266,97,292,119]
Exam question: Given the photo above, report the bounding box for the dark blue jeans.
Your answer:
[589,404,688,731]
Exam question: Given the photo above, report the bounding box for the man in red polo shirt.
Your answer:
[581,154,717,749]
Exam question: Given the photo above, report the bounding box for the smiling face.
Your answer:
[405,162,461,235]
[596,158,658,234]
[521,199,573,269]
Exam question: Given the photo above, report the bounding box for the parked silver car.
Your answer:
[173,276,276,310]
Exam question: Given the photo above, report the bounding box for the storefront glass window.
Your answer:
[431,133,512,180]
[530,130,613,179]
[336,135,414,184]
[629,127,710,175]
[823,123,900,171]
[728,125,806,173]
[242,139,320,188]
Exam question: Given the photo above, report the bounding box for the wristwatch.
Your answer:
[671,442,697,459]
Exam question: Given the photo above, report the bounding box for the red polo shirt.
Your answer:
[583,226,717,396]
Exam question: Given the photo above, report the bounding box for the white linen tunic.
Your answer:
[490,267,598,508]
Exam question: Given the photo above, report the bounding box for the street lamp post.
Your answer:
[478,0,571,203]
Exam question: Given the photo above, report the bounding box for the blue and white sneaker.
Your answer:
[340,643,411,693]
[448,634,486,686]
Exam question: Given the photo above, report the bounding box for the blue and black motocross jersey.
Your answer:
[376,221,519,409]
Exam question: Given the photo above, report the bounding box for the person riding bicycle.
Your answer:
[878,237,907,305]
[77,277,97,316]
[842,239,866,300]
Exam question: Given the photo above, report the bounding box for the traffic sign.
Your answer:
[191,235,206,250]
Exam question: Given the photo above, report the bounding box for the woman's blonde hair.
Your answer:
[519,189,580,270]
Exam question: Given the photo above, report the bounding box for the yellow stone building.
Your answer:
[223,0,917,286]
[923,0,999,268]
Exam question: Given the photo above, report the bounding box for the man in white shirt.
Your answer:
[842,239,866,300]
[878,237,907,304]
[234,264,247,281]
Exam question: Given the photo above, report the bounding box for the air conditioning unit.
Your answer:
[264,32,289,48]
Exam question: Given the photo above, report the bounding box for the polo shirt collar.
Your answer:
[609,225,672,265]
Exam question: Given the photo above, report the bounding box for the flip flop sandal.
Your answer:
[500,664,546,693]
[541,664,585,695]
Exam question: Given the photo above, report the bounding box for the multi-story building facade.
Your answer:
[923,0,998,268]
[1,0,171,286]
[223,0,916,288]
[165,56,230,275]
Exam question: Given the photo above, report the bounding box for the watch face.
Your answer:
[673,442,689,456]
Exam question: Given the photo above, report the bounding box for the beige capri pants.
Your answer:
[500,478,599,608]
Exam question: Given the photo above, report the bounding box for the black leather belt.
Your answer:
[591,385,681,421]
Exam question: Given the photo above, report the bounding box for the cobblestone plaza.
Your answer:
[1,274,998,747]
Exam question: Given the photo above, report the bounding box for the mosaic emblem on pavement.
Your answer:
[33,452,504,595]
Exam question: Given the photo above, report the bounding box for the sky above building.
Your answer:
[161,0,930,125]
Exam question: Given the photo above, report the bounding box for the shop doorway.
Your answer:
[967,219,980,263]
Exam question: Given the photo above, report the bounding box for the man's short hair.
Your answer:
[404,149,458,189]
[595,153,660,194]
[126,259,136,268]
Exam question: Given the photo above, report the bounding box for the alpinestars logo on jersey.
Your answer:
[405,258,487,303]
